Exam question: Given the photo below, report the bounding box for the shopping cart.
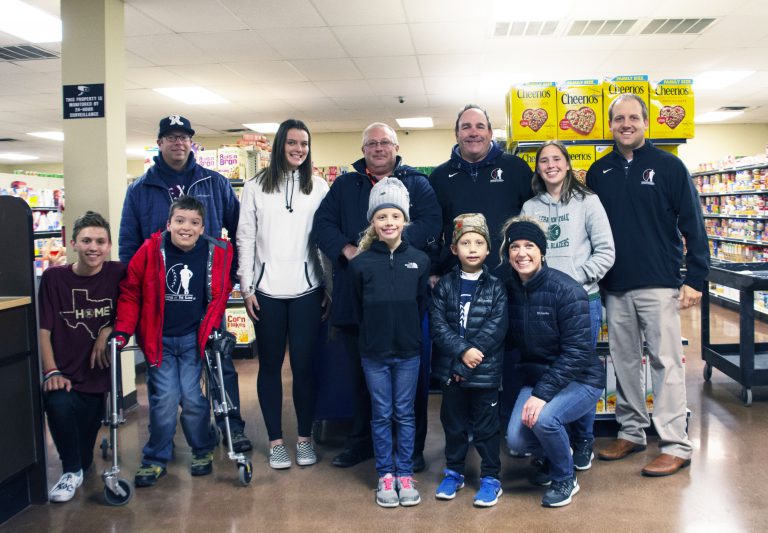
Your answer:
[204,329,253,486]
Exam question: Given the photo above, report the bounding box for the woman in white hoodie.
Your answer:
[520,140,614,476]
[237,119,330,469]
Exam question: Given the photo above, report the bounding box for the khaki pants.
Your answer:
[606,288,692,459]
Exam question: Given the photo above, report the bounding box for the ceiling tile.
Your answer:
[260,82,325,99]
[257,28,346,59]
[315,79,375,98]
[410,22,486,54]
[334,25,414,57]
[124,4,173,37]
[166,64,248,87]
[218,0,326,29]
[290,58,363,81]
[125,51,155,68]
[368,78,425,97]
[126,0,248,33]
[125,34,217,66]
[353,56,420,79]
[224,61,307,83]
[181,30,281,62]
[313,0,406,26]
[404,0,493,23]
[126,67,190,88]
[418,54,479,78]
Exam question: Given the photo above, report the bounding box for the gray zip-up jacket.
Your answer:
[521,191,614,296]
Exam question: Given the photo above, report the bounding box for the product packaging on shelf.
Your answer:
[605,355,617,413]
[218,146,247,181]
[556,79,603,140]
[225,306,256,345]
[196,149,217,171]
[596,355,607,414]
[508,82,557,141]
[602,75,650,139]
[650,79,695,138]
[595,145,613,161]
[567,145,596,184]
[517,148,537,171]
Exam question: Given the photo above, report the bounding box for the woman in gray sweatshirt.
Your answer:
[520,140,615,477]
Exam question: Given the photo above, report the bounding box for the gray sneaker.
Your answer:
[296,441,317,466]
[269,444,292,469]
[376,473,399,508]
[396,476,421,507]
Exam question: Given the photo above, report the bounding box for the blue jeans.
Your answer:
[361,355,420,477]
[507,381,603,481]
[569,296,603,441]
[142,332,217,466]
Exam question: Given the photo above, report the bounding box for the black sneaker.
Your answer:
[229,429,253,453]
[331,446,373,468]
[572,439,594,471]
[412,451,426,473]
[135,464,166,487]
[191,452,213,476]
[530,457,552,487]
[542,476,580,508]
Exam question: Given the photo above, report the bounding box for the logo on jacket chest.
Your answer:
[490,168,504,183]
[166,263,197,301]
[641,168,656,185]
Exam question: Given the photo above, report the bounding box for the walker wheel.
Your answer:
[741,387,753,407]
[104,478,133,506]
[238,461,253,486]
[100,437,109,460]
[703,363,712,382]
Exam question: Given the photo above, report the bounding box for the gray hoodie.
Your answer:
[521,191,615,296]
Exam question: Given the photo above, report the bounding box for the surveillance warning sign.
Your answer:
[62,83,105,119]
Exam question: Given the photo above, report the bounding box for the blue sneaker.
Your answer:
[435,469,465,500]
[542,476,580,508]
[474,476,503,507]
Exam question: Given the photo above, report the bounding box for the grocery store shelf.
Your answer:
[707,235,768,246]
[703,213,768,219]
[698,189,768,197]
[515,138,687,150]
[708,291,768,319]
[692,163,768,177]
[33,230,61,238]
[30,206,59,211]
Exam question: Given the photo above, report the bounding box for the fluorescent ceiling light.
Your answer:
[493,129,507,139]
[695,110,744,123]
[0,152,39,161]
[0,1,61,43]
[396,117,434,128]
[27,131,64,141]
[153,87,228,105]
[243,123,279,133]
[694,70,755,90]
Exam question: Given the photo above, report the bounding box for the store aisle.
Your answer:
[3,304,768,532]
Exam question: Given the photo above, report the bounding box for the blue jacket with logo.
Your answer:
[119,154,240,271]
[586,141,709,292]
[506,263,605,402]
[312,156,441,326]
[429,142,533,275]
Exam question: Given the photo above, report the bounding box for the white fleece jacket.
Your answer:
[237,171,330,299]
[521,191,615,296]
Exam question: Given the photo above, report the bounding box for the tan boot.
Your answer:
[597,438,646,461]
[641,454,691,477]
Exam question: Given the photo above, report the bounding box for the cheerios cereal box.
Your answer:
[650,79,695,139]
[508,82,557,141]
[603,75,650,139]
[518,147,537,171]
[556,79,603,140]
[567,145,595,184]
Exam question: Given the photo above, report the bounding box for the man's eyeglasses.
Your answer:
[363,140,395,149]
[164,134,191,143]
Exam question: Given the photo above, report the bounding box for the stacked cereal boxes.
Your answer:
[567,146,596,184]
[556,79,603,140]
[218,146,248,181]
[508,82,557,141]
[196,149,217,171]
[518,148,537,171]
[603,75,650,139]
[650,79,695,139]
[225,307,256,345]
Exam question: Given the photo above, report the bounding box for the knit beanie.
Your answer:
[505,220,547,256]
[452,213,490,247]
[367,177,410,221]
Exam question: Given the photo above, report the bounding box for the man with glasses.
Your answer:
[119,115,251,453]
[313,122,441,470]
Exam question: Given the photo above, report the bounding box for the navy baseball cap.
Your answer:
[158,114,195,138]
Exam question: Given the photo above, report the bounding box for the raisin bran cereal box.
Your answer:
[508,82,557,141]
[603,75,650,140]
[556,79,603,140]
[218,146,247,180]
[196,149,217,171]
[650,79,695,139]
[567,145,595,184]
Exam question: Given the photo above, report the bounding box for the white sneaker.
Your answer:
[49,470,83,503]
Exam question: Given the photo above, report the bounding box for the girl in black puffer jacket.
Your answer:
[502,216,605,509]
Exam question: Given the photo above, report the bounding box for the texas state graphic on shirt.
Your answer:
[59,289,113,339]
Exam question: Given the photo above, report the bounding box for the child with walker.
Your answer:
[430,213,508,507]
[39,211,126,502]
[111,196,233,488]
[349,178,430,508]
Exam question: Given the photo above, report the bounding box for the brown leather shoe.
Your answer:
[597,438,646,461]
[641,454,691,477]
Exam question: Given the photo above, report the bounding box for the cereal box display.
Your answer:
[225,306,255,345]
[596,355,607,414]
[517,147,537,171]
[195,149,217,171]
[218,146,248,181]
[567,145,595,184]
[595,145,613,161]
[556,79,603,140]
[603,75,650,139]
[650,79,695,139]
[658,144,679,157]
[605,355,617,413]
[508,82,557,141]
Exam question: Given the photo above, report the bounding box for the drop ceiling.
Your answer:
[1,0,767,162]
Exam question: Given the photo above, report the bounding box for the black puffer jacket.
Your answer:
[431,265,508,388]
[506,263,605,402]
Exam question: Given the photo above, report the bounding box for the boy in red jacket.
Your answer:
[112,196,233,488]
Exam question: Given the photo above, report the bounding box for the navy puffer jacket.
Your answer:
[506,263,604,402]
[431,265,508,388]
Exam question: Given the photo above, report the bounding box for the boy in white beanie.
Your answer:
[349,177,430,507]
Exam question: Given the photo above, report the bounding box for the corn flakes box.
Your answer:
[508,82,557,141]
[196,149,217,171]
[556,79,603,140]
[596,355,607,414]
[605,355,617,413]
[603,75,650,140]
[567,145,595,184]
[225,307,255,345]
[518,147,537,171]
[218,146,247,181]
[595,145,613,161]
[650,79,695,139]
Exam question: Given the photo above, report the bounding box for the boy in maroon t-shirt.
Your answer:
[38,211,126,503]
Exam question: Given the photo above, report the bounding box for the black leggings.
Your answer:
[44,388,104,473]
[255,290,322,441]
